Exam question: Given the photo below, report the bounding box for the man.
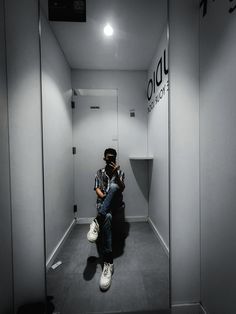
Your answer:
[87,148,125,291]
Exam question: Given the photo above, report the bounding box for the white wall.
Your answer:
[5,0,45,310]
[147,26,169,250]
[199,1,236,313]
[40,10,74,264]
[169,0,200,305]
[72,70,148,219]
[0,0,13,312]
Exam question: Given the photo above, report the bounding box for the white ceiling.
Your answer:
[40,0,167,70]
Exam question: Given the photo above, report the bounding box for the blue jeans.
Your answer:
[97,182,121,261]
[102,213,112,258]
[97,182,120,217]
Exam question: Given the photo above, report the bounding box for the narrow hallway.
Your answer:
[2,0,236,313]
[47,222,169,314]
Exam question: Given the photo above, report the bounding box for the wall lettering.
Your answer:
[200,0,235,17]
[229,0,236,13]
[148,81,169,113]
[147,48,168,113]
[200,0,215,17]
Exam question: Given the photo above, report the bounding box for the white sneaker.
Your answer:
[87,219,99,243]
[99,262,114,291]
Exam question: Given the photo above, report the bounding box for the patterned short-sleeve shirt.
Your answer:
[94,168,125,208]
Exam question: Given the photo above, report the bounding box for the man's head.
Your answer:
[104,148,117,164]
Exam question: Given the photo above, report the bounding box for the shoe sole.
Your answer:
[87,236,97,243]
[100,281,111,291]
[87,238,97,243]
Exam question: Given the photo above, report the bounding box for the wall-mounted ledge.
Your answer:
[129,156,153,160]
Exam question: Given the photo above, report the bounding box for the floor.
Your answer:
[47,221,169,314]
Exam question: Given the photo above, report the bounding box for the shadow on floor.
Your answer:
[112,202,130,258]
[83,203,130,281]
[119,311,170,314]
[17,296,55,314]
[86,310,170,314]
[83,255,102,281]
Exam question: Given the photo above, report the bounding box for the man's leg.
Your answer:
[102,213,113,264]
[87,182,120,243]
[98,182,120,217]
[100,212,114,291]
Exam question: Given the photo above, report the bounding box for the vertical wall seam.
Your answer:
[198,0,202,305]
[167,0,172,308]
[38,0,47,304]
[146,71,150,217]
[72,92,76,212]
[3,0,15,311]
[146,71,149,157]
[116,88,120,162]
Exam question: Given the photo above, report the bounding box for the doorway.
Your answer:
[73,89,118,220]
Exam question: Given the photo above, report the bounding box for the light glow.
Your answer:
[104,23,113,36]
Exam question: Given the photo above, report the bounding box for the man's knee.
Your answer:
[105,212,112,222]
[109,182,119,192]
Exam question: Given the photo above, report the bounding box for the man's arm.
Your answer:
[110,162,125,192]
[94,171,106,198]
[95,187,106,199]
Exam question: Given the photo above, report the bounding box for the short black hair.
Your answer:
[104,148,117,157]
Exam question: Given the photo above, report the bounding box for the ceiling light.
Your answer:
[104,23,113,36]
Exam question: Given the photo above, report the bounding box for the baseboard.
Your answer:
[77,216,148,224]
[125,216,148,222]
[148,217,169,257]
[77,217,94,224]
[171,303,206,314]
[46,219,75,270]
[200,303,208,314]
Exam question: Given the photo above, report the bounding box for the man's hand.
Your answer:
[109,161,120,175]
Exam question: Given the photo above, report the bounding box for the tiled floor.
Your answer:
[47,221,169,314]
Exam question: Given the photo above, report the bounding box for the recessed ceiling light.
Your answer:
[104,23,113,36]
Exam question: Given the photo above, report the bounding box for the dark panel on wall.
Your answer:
[48,0,86,22]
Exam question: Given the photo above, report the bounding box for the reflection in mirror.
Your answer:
[39,0,169,313]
